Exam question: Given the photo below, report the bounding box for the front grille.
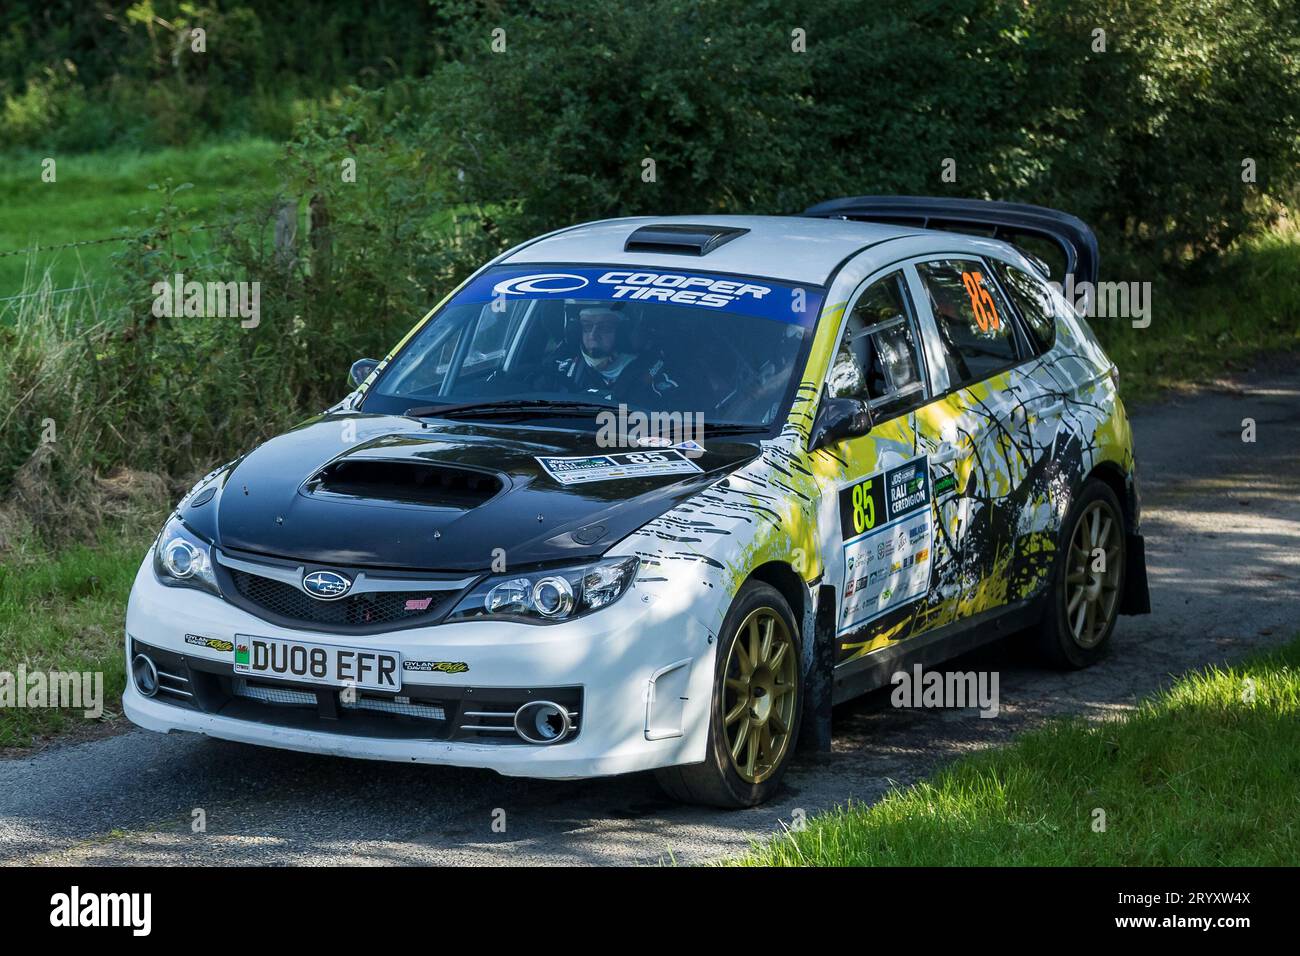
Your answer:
[227,568,452,628]
[231,678,316,706]
[342,695,447,722]
[231,678,448,721]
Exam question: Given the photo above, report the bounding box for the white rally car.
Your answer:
[125,197,1148,807]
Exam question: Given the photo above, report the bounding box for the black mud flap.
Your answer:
[1121,533,1151,615]
[798,585,836,752]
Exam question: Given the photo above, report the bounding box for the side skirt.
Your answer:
[830,597,1046,706]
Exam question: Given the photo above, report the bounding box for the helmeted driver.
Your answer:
[548,304,679,405]
[575,307,635,382]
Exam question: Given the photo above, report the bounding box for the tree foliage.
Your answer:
[415,0,1300,270]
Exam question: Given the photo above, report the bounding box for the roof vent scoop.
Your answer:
[624,224,749,257]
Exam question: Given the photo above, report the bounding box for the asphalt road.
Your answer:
[3,365,1298,866]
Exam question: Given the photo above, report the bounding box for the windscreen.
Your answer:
[360,265,823,429]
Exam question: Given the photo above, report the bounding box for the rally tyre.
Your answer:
[1036,479,1127,669]
[654,581,803,808]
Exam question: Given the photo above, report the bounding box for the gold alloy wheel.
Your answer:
[1065,500,1122,648]
[721,606,798,783]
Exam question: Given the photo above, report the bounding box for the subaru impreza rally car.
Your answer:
[125,196,1149,807]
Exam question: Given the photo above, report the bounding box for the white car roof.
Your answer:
[499,215,923,286]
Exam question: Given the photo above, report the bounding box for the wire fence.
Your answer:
[0,284,96,304]
[0,216,250,259]
[0,215,267,312]
[0,237,125,309]
[0,234,132,259]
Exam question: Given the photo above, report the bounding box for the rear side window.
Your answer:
[826,271,926,420]
[991,259,1057,354]
[915,259,1021,387]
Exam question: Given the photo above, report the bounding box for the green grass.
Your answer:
[730,637,1300,866]
[1093,222,1300,403]
[0,529,150,746]
[0,139,281,298]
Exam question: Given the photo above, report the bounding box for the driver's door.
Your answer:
[809,270,949,667]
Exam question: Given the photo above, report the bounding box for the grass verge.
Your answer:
[1093,219,1300,404]
[729,636,1300,866]
[0,528,151,747]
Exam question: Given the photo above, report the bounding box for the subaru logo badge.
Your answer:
[302,570,352,600]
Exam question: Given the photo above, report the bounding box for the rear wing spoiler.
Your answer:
[801,195,1099,287]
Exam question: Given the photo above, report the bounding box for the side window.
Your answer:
[382,301,526,396]
[826,271,926,419]
[915,259,1021,387]
[990,259,1057,354]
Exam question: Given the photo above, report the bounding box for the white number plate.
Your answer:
[233,635,401,693]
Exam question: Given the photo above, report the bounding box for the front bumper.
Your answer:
[124,555,717,779]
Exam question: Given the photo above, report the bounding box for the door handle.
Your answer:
[930,441,964,465]
[1041,401,1066,417]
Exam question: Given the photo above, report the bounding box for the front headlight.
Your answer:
[152,514,221,597]
[446,555,639,625]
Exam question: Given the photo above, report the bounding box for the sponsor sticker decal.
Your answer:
[458,266,822,325]
[633,435,707,455]
[492,273,589,296]
[883,456,931,523]
[838,454,935,634]
[403,660,470,674]
[184,634,234,653]
[536,449,703,485]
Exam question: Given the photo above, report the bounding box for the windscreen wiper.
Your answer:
[700,421,771,436]
[404,399,617,420]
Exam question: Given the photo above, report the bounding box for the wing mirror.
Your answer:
[810,396,873,451]
[349,357,380,388]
